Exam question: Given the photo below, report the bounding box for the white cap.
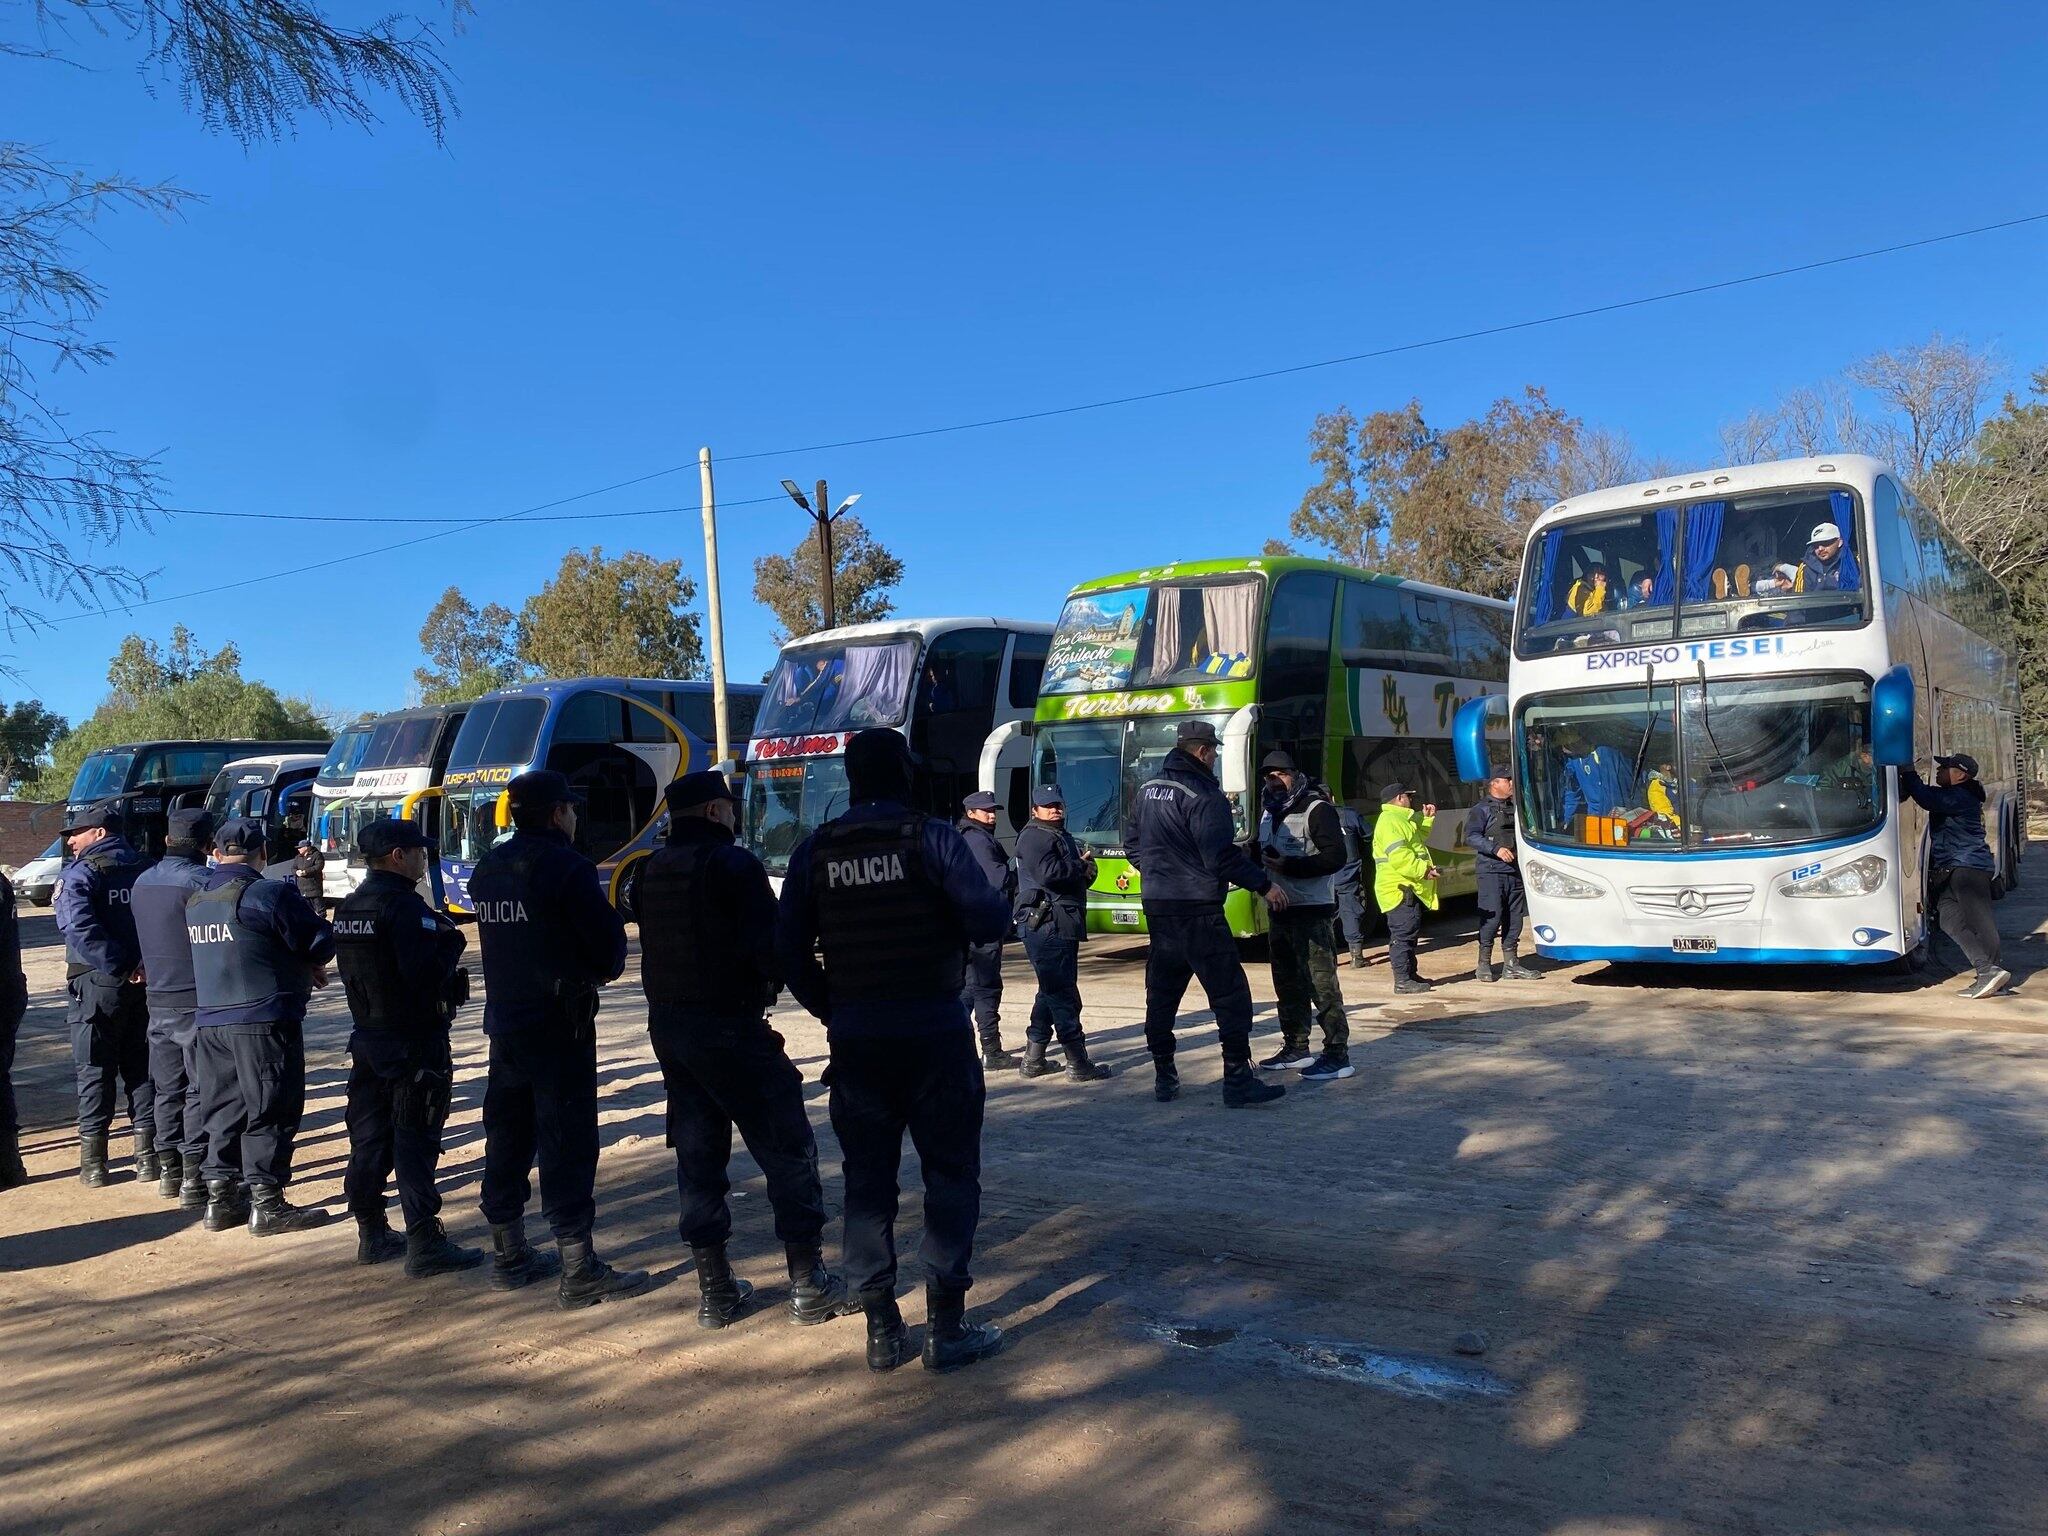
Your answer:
[1808,521,1842,545]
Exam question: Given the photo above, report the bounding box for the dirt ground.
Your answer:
[4,864,2048,1536]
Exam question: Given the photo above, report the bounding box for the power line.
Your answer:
[44,207,2048,623]
[33,493,791,525]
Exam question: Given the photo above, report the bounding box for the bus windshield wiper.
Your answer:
[1694,661,1740,793]
[1630,665,1658,785]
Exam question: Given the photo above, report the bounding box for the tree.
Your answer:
[751,515,906,645]
[516,548,705,681]
[414,586,520,703]
[1,5,455,637]
[0,700,67,793]
[105,624,241,705]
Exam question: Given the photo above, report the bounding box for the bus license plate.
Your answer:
[1110,910,1141,927]
[1671,936,1717,954]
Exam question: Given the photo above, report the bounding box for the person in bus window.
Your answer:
[1795,521,1861,593]
[1624,574,1657,609]
[1557,731,1635,823]
[1899,753,2011,999]
[1565,565,1612,616]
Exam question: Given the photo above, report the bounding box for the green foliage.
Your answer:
[515,548,705,681]
[0,699,67,793]
[105,624,241,705]
[415,586,522,703]
[750,515,905,645]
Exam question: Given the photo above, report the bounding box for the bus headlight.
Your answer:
[1524,860,1602,899]
[1778,855,1887,898]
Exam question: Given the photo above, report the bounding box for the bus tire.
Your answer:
[1888,884,1932,977]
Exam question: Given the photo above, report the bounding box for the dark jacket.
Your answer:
[54,834,148,978]
[1799,545,1862,594]
[1016,818,1094,939]
[1900,770,1996,874]
[132,853,212,1008]
[471,827,629,1036]
[957,819,1016,908]
[1123,747,1271,910]
[292,847,326,904]
[190,862,337,1028]
[1333,807,1365,896]
[774,799,1009,1038]
[0,874,22,1024]
[1464,794,1522,890]
[638,816,781,1019]
[335,867,467,1034]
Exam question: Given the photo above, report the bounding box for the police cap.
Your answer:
[506,769,585,814]
[1176,720,1220,747]
[359,818,435,860]
[1031,785,1066,808]
[665,770,737,814]
[216,816,267,855]
[1379,782,1412,803]
[62,800,119,835]
[961,790,999,814]
[166,808,217,846]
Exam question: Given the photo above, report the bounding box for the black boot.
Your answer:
[489,1218,561,1290]
[355,1213,406,1265]
[1502,950,1540,980]
[786,1243,849,1325]
[1222,1063,1285,1108]
[922,1284,1003,1374]
[1475,951,1498,983]
[557,1237,651,1310]
[78,1132,109,1188]
[1019,1040,1060,1079]
[133,1123,159,1182]
[864,1291,911,1373]
[982,1041,1021,1070]
[1350,945,1368,969]
[1064,1038,1113,1083]
[0,1129,24,1190]
[178,1156,208,1212]
[690,1242,755,1328]
[248,1182,332,1236]
[1152,1053,1181,1103]
[405,1218,485,1278]
[203,1176,251,1232]
[156,1147,183,1200]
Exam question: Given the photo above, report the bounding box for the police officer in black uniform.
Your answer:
[1014,785,1112,1083]
[637,769,846,1330]
[335,818,483,1278]
[53,800,153,1186]
[189,816,336,1235]
[776,729,1010,1375]
[293,839,326,910]
[131,808,217,1209]
[1466,772,1536,982]
[472,769,648,1309]
[956,790,1019,1070]
[0,868,26,1190]
[1124,719,1288,1108]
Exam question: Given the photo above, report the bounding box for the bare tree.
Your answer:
[1549,424,1655,501]
[1848,333,2000,483]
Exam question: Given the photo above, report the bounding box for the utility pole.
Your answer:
[699,447,731,769]
[781,479,863,635]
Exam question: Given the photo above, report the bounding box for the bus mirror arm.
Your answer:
[1219,705,1260,796]
[1453,695,1504,783]
[1870,664,1916,768]
[978,719,1031,797]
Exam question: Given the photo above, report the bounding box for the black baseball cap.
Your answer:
[1176,720,1220,747]
[1935,753,1979,778]
[961,790,999,813]
[1031,785,1066,808]
[358,819,435,860]
[1260,750,1297,774]
[62,800,119,835]
[665,770,737,814]
[167,808,217,846]
[216,817,267,855]
[507,769,585,813]
[1379,782,1412,803]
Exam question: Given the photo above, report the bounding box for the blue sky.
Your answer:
[9,2,2047,729]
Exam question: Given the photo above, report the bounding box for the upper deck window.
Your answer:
[1043,577,1261,696]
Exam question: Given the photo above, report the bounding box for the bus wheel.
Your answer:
[1888,894,1931,976]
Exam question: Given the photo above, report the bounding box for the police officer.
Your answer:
[957,790,1019,1071]
[471,769,647,1308]
[131,808,217,1210]
[0,869,26,1190]
[54,800,154,1186]
[293,839,326,910]
[1014,785,1112,1084]
[1255,751,1352,1081]
[335,818,483,1278]
[1123,719,1287,1108]
[638,770,845,1330]
[189,816,336,1234]
[776,729,1009,1375]
[1332,804,1369,969]
[1466,773,1536,983]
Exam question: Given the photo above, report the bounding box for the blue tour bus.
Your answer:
[436,677,763,913]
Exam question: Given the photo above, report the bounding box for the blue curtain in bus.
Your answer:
[1531,529,1561,622]
[1650,506,1678,603]
[1829,489,1864,591]
[1681,501,1725,602]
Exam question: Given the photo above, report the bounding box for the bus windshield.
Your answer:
[447,697,548,771]
[1518,674,1879,852]
[317,728,372,787]
[69,750,135,802]
[1033,713,1233,852]
[1042,578,1260,695]
[743,757,853,873]
[1518,486,1868,656]
[439,785,511,865]
[756,639,920,736]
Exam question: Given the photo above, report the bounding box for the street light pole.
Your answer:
[699,446,731,769]
[781,479,864,635]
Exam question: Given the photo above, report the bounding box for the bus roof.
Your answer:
[774,617,1053,648]
[1530,453,1892,534]
[217,753,326,776]
[80,737,331,756]
[1063,555,1509,611]
[463,676,766,703]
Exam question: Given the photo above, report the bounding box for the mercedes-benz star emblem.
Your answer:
[1676,889,1707,917]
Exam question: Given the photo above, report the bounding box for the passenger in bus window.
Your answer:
[1624,574,1657,609]
[1795,521,1862,593]
[1566,565,1612,616]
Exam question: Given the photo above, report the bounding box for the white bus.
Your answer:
[203,752,327,865]
[1456,454,2021,970]
[741,617,1053,883]
[309,704,469,905]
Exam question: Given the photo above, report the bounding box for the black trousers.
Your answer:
[68,974,152,1139]
[960,940,1006,1052]
[345,1029,449,1231]
[827,1029,983,1298]
[1933,866,2001,973]
[195,1020,306,1188]
[1385,892,1424,981]
[478,1026,600,1244]
[146,1004,204,1158]
[648,1011,826,1252]
[1335,882,1368,952]
[1020,926,1086,1048]
[1141,905,1255,1070]
[0,998,21,1141]
[1477,874,1527,958]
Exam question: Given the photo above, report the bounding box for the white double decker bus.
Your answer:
[1456,454,2021,970]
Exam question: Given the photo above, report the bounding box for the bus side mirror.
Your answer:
[1871,665,1915,767]
[1454,695,1506,783]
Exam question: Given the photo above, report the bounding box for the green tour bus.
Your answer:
[981,555,1511,937]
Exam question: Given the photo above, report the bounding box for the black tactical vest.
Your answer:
[63,842,146,976]
[334,882,437,1033]
[470,834,575,999]
[809,815,963,1002]
[187,877,299,1013]
[637,841,719,1008]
